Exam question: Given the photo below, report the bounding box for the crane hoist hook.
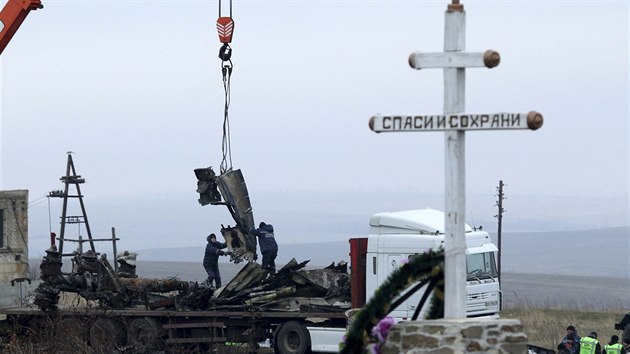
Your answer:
[219,43,232,63]
[216,0,234,44]
[217,0,233,70]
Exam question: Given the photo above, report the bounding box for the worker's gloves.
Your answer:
[218,250,227,256]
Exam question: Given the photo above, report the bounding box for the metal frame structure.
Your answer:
[48,153,119,271]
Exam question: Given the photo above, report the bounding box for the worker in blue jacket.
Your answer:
[203,233,230,288]
[250,222,278,272]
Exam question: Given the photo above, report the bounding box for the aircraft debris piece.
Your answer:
[207,258,350,312]
[116,251,138,278]
[194,167,222,206]
[194,166,257,263]
[221,225,256,264]
[215,169,255,229]
[257,297,344,312]
[119,277,189,293]
[35,247,190,311]
[213,260,270,299]
[194,167,254,229]
[245,286,296,305]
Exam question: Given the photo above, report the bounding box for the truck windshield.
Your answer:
[466,252,497,280]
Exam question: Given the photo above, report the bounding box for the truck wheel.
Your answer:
[56,317,88,345]
[89,318,126,351]
[275,321,311,354]
[128,317,163,353]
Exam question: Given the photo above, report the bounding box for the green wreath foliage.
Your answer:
[340,249,445,354]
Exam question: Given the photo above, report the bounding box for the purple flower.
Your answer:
[367,343,379,354]
[371,316,397,343]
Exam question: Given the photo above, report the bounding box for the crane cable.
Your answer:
[217,0,234,174]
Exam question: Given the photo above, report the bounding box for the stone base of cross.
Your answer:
[370,1,543,318]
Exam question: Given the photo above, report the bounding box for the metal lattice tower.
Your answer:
[48,153,95,256]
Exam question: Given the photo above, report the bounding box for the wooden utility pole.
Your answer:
[496,180,506,285]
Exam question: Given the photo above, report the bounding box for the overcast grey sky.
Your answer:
[0,1,628,253]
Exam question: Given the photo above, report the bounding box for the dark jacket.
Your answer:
[559,334,578,354]
[203,241,227,267]
[562,332,581,354]
[251,224,278,253]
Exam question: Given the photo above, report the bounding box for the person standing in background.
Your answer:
[203,233,230,288]
[250,222,278,272]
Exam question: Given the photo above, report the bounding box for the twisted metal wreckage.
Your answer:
[34,161,350,314]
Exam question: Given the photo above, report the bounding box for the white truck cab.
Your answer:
[366,208,500,319]
[307,208,501,353]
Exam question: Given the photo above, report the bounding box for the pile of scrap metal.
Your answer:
[34,244,350,313]
[178,258,351,312]
[34,247,190,311]
[32,166,351,313]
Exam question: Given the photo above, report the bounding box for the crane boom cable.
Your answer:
[220,62,233,173]
[217,0,234,174]
[218,0,232,18]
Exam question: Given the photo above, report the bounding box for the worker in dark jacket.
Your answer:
[203,233,229,288]
[250,222,278,272]
[558,334,578,354]
[562,326,582,354]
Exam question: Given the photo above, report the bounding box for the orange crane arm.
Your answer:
[0,0,42,55]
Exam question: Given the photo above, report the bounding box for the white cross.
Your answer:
[370,1,543,318]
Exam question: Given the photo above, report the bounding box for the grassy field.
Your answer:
[502,306,625,351]
[2,306,624,353]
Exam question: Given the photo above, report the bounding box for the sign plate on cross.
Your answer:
[369,111,543,133]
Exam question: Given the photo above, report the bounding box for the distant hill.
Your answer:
[134,227,630,279]
[489,226,629,279]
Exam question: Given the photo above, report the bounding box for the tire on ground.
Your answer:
[55,317,89,348]
[89,317,126,351]
[127,317,164,353]
[274,321,311,354]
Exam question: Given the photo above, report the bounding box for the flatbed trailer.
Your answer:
[0,306,348,353]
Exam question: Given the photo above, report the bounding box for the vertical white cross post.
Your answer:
[369,0,543,318]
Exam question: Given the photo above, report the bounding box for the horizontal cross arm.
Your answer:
[408,50,500,70]
[369,111,543,133]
